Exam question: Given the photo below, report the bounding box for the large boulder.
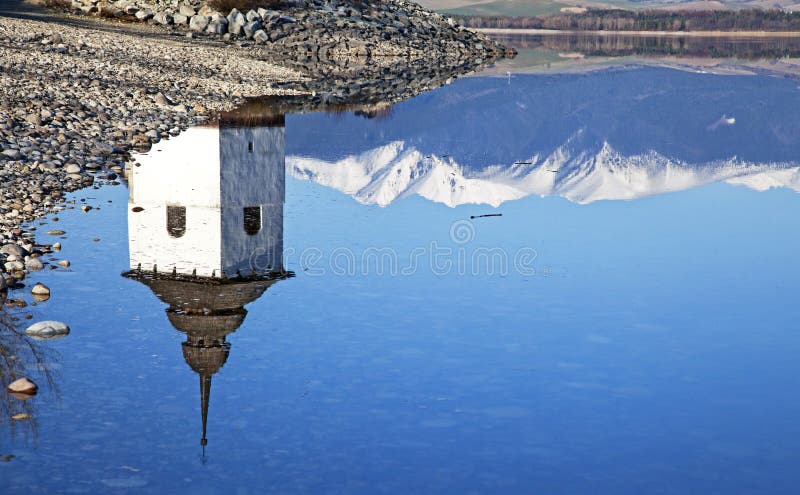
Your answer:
[243,20,262,38]
[207,18,228,34]
[178,3,196,16]
[228,20,244,36]
[253,29,269,43]
[153,11,172,25]
[189,15,210,32]
[134,8,153,21]
[227,8,245,27]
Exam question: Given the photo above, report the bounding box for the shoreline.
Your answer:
[476,28,800,37]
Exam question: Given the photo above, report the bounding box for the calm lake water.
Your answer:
[3,47,800,493]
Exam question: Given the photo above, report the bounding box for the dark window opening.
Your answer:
[167,206,186,238]
[248,141,254,153]
[244,206,261,235]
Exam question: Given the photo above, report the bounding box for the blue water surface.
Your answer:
[2,67,800,494]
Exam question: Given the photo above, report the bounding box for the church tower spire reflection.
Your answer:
[124,105,291,456]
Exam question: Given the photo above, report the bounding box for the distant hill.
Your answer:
[417,0,800,17]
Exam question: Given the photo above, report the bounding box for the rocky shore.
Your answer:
[0,0,507,291]
[62,0,510,60]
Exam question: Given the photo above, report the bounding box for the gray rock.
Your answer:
[100,5,123,17]
[65,163,81,174]
[4,260,24,271]
[153,12,173,25]
[245,10,261,22]
[0,243,26,258]
[206,22,226,34]
[253,29,269,43]
[173,13,189,25]
[243,20,262,38]
[154,92,173,106]
[25,321,70,341]
[178,3,196,16]
[228,21,244,36]
[26,257,44,271]
[189,15,210,32]
[134,9,153,21]
[1,149,20,159]
[207,19,228,34]
[227,8,245,26]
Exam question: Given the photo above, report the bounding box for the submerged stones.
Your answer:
[25,320,70,340]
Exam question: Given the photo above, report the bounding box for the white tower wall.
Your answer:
[128,121,285,278]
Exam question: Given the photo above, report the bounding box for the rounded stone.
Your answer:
[26,258,44,271]
[31,282,50,296]
[7,377,38,395]
[25,320,70,340]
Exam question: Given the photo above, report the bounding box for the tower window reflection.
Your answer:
[166,206,186,238]
[243,206,261,235]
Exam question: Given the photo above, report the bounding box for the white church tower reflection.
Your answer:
[124,107,291,460]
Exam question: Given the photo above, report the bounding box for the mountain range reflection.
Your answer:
[285,68,800,206]
[124,107,291,458]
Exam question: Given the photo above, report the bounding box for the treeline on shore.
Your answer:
[453,9,800,32]
[490,32,800,59]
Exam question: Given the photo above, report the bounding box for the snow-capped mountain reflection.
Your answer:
[285,67,800,207]
[288,137,800,206]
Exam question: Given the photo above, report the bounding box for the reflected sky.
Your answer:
[287,67,800,206]
[2,65,800,494]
